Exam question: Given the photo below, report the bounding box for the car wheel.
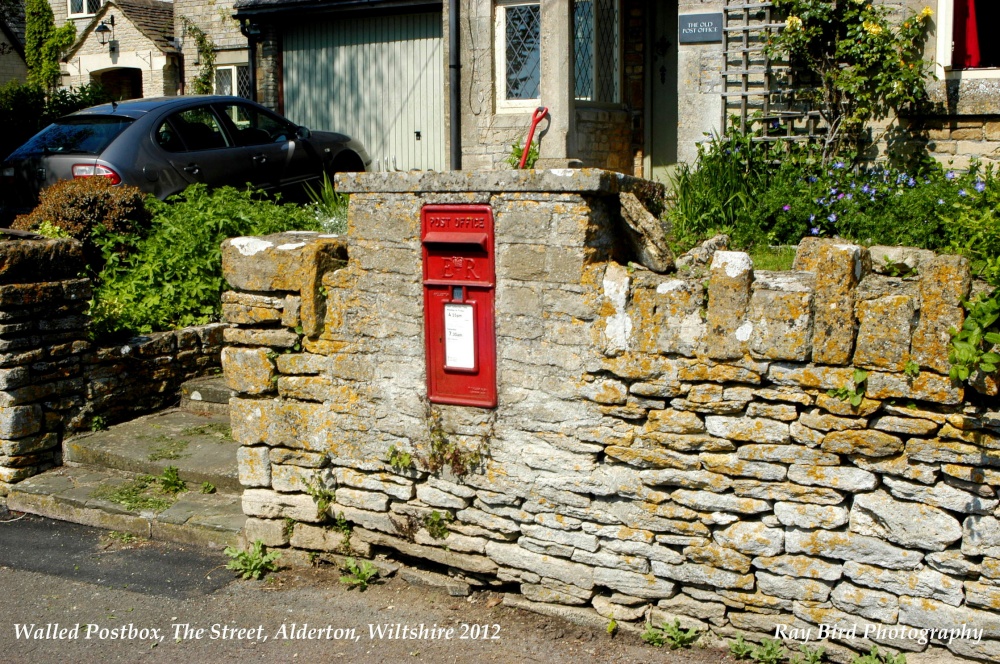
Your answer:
[329,152,365,175]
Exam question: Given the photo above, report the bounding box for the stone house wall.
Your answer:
[62,11,176,97]
[221,169,1000,664]
[0,235,225,497]
[0,32,27,85]
[173,0,246,94]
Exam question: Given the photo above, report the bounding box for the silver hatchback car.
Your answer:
[1,95,370,211]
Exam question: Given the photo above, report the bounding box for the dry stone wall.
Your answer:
[221,170,1000,664]
[0,235,225,496]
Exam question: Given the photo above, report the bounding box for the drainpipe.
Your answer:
[449,0,461,170]
[239,18,260,102]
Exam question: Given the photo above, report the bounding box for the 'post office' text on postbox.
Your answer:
[421,205,497,407]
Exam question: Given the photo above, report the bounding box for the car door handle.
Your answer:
[252,154,267,165]
[183,164,201,175]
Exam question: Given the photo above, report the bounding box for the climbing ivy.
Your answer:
[181,18,216,94]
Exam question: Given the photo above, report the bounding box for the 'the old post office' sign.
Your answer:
[679,13,723,44]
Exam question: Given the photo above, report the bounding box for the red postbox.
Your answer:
[422,204,497,408]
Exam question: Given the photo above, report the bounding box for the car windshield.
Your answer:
[9,116,134,158]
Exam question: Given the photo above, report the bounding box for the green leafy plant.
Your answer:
[948,292,1000,383]
[24,0,76,92]
[903,360,921,379]
[791,644,826,664]
[640,619,700,649]
[224,539,281,580]
[90,184,320,335]
[606,617,618,638]
[507,138,539,169]
[90,415,107,432]
[768,0,933,161]
[424,410,484,478]
[828,368,869,407]
[304,172,349,234]
[158,466,187,494]
[282,517,296,540]
[883,256,916,278]
[851,646,906,664]
[91,475,173,512]
[339,557,379,590]
[423,510,454,540]
[103,530,141,545]
[148,439,189,461]
[305,474,335,520]
[387,445,415,472]
[729,634,754,660]
[200,482,216,494]
[750,638,788,664]
[34,220,70,239]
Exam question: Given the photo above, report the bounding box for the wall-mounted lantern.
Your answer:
[95,15,117,54]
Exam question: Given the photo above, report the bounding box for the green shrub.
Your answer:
[91,184,320,335]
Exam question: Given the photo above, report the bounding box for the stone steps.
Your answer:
[63,408,241,493]
[179,375,234,416]
[7,377,245,549]
[7,464,244,549]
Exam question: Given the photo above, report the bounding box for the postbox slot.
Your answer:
[422,232,489,250]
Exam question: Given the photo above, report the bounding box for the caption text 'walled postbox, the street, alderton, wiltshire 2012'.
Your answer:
[421,204,497,408]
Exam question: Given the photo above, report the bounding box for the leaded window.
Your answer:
[574,0,620,103]
[497,2,541,104]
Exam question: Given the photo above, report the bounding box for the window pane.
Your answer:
[69,0,83,14]
[505,4,541,100]
[574,0,594,100]
[86,0,101,13]
[574,0,619,103]
[237,65,252,99]
[171,107,229,151]
[215,68,234,96]
[594,0,619,103]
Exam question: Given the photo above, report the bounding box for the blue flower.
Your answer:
[959,189,968,197]
[828,213,837,222]
[861,184,871,194]
[830,189,838,196]
[809,214,816,222]
[946,171,956,180]
[810,227,820,235]
[975,180,986,192]
[833,161,845,169]
[808,176,818,183]
[846,193,853,200]
[938,199,945,205]
[908,178,916,187]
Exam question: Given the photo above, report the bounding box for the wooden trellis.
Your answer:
[721,0,823,142]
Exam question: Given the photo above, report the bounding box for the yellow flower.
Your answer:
[863,20,883,36]
[786,15,803,31]
[919,6,933,20]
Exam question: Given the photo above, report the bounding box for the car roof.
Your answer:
[68,95,253,119]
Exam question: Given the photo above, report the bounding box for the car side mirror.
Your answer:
[296,126,311,140]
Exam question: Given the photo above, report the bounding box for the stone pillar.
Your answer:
[536,0,575,165]
[0,236,90,496]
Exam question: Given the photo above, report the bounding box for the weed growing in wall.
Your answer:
[423,410,485,478]
[640,619,700,649]
[224,540,281,581]
[423,511,454,540]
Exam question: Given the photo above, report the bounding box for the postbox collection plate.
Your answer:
[421,204,497,408]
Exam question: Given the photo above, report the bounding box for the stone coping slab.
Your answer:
[335,168,662,195]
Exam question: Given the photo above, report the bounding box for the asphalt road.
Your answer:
[0,508,735,664]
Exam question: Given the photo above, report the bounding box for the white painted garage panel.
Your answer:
[284,13,445,171]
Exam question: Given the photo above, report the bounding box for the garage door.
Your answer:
[284,13,445,172]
